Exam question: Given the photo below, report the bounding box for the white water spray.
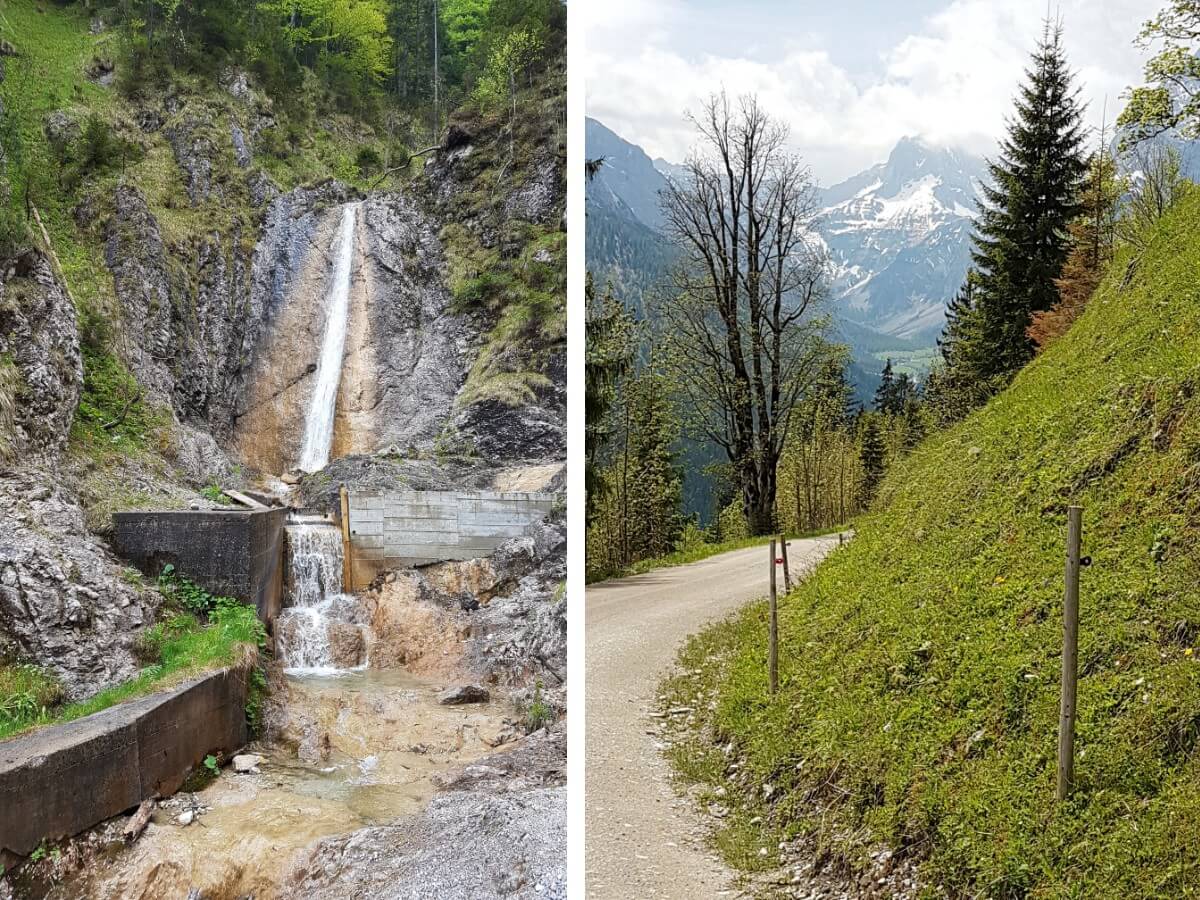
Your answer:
[277,521,364,674]
[298,203,359,473]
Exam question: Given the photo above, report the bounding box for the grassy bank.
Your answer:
[664,188,1200,898]
[0,580,264,742]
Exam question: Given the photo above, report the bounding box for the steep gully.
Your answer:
[21,201,521,899]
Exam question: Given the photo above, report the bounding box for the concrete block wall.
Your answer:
[112,508,289,626]
[346,490,555,589]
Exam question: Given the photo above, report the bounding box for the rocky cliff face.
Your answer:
[0,55,565,699]
[0,252,82,461]
[0,252,158,698]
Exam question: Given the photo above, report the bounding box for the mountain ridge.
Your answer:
[586,117,982,369]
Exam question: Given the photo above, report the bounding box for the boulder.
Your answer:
[232,754,264,773]
[438,685,490,706]
[326,622,366,669]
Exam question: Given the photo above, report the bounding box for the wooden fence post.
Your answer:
[780,535,792,593]
[1057,505,1083,801]
[339,485,354,593]
[768,538,778,695]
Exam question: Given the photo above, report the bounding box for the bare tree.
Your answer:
[1119,143,1188,250]
[657,92,830,535]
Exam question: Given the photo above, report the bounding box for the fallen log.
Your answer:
[122,795,158,844]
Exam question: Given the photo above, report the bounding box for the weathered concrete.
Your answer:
[112,508,288,625]
[345,490,555,589]
[0,668,249,858]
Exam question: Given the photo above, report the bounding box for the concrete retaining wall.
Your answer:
[346,490,555,589]
[0,669,249,858]
[113,508,289,626]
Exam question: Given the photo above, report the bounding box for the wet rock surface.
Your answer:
[356,194,470,454]
[44,669,522,900]
[363,514,566,698]
[438,684,490,705]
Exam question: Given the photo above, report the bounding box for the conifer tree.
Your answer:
[857,416,886,506]
[874,359,895,414]
[967,19,1087,379]
[1029,144,1122,350]
[585,274,635,525]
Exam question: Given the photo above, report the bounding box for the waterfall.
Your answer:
[298,203,359,473]
[277,521,364,674]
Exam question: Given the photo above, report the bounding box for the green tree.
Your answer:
[586,358,684,579]
[1120,0,1200,141]
[777,355,859,533]
[472,24,544,156]
[857,415,886,506]
[925,276,995,423]
[258,0,392,104]
[1117,144,1189,250]
[585,274,635,526]
[874,359,895,414]
[968,20,1087,382]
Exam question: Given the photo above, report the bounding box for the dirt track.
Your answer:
[585,537,839,899]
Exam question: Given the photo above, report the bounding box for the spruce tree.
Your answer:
[968,19,1087,379]
[858,416,887,506]
[585,274,635,525]
[874,359,896,414]
[1028,145,1122,350]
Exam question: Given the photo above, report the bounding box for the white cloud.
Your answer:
[586,0,1153,183]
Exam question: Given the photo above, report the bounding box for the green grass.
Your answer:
[0,1,116,305]
[664,187,1200,899]
[0,596,263,742]
[597,528,847,583]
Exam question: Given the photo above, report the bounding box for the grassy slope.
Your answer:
[668,188,1200,898]
[437,61,566,410]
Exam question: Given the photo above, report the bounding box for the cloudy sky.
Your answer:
[584,0,1158,185]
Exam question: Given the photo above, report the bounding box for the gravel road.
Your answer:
[585,536,839,899]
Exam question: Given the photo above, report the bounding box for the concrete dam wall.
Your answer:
[112,508,290,627]
[344,490,556,590]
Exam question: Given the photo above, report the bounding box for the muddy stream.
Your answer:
[43,668,512,899]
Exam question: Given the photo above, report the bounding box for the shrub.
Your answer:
[525,679,551,733]
[355,145,383,178]
[716,499,749,542]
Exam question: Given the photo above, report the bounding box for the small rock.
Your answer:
[281,471,302,486]
[233,753,264,773]
[176,810,195,826]
[438,684,490,705]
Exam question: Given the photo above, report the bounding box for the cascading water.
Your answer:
[277,520,366,674]
[298,202,359,473]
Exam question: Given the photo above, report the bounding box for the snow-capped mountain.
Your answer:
[817,136,989,341]
[585,119,990,373]
[653,157,691,185]
[586,117,671,233]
